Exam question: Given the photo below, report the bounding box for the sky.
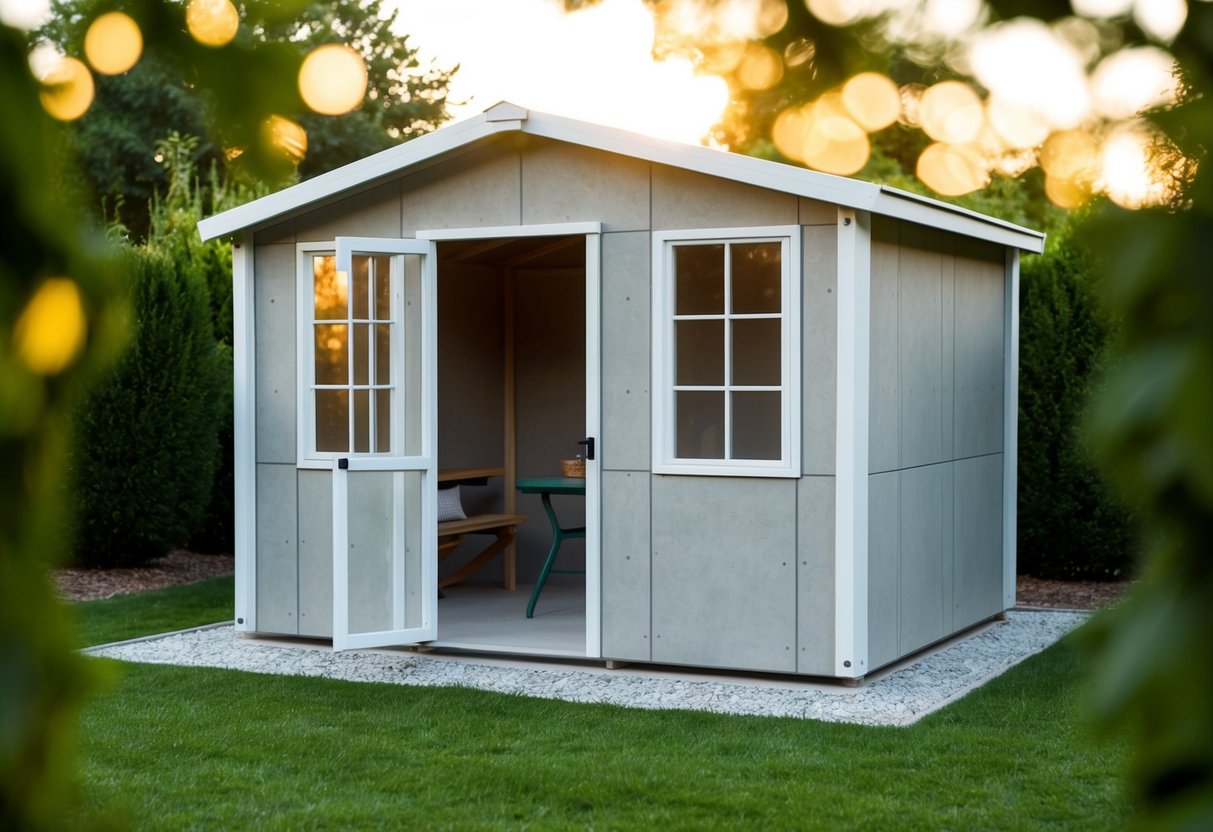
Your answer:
[387,0,729,142]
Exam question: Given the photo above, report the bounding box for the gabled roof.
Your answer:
[198,101,1045,253]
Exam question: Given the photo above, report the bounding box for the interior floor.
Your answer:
[428,583,586,657]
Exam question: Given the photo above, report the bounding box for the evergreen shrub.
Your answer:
[70,248,223,567]
[1017,243,1137,580]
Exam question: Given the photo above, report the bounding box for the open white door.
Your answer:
[332,238,437,651]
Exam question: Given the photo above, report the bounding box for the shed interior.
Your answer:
[431,234,588,655]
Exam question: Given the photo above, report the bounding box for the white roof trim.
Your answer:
[198,102,1045,252]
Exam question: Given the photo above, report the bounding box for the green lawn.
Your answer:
[70,574,234,648]
[71,581,1135,830]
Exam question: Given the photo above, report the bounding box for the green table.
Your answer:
[516,477,586,618]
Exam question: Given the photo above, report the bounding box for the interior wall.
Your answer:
[436,258,586,587]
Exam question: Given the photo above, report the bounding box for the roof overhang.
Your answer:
[198,101,1045,254]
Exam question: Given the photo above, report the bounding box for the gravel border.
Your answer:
[85,609,1085,726]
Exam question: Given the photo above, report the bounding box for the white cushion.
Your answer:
[437,485,467,522]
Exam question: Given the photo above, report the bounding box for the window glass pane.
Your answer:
[314,324,348,384]
[353,389,370,453]
[732,319,781,386]
[375,389,391,452]
[675,244,724,315]
[732,391,781,460]
[353,324,369,385]
[676,319,724,385]
[676,391,724,459]
[315,390,348,452]
[313,255,345,320]
[352,254,370,319]
[374,324,391,385]
[373,255,391,320]
[731,242,781,314]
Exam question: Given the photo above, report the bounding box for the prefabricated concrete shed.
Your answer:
[199,102,1044,681]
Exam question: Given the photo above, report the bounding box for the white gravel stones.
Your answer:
[86,609,1085,726]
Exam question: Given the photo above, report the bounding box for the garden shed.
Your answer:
[199,101,1044,681]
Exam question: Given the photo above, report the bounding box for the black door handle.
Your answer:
[577,437,595,461]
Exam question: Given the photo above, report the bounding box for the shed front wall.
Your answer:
[866,217,1007,670]
[246,135,841,674]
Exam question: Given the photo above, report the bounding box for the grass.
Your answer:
[71,581,1135,830]
[70,574,234,648]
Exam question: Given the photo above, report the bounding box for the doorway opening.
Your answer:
[431,234,590,657]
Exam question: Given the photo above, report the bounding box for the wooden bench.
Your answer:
[438,513,526,589]
[437,468,524,591]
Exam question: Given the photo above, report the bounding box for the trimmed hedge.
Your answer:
[1017,243,1137,580]
[70,248,223,567]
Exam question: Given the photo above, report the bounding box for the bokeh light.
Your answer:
[1070,0,1132,17]
[805,0,864,27]
[919,81,984,144]
[1044,174,1091,209]
[1134,0,1186,43]
[841,72,900,132]
[917,142,989,196]
[186,0,239,48]
[13,278,88,375]
[83,11,142,75]
[986,98,1050,150]
[1090,46,1179,119]
[735,41,784,89]
[38,55,94,121]
[1099,123,1176,209]
[262,115,308,162]
[299,44,368,115]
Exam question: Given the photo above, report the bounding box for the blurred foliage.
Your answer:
[1018,240,1136,580]
[70,246,223,568]
[38,0,453,237]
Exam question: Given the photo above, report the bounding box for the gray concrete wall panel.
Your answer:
[797,476,836,675]
[256,463,298,634]
[941,237,956,459]
[297,469,333,637]
[651,476,797,672]
[867,470,899,668]
[601,232,651,472]
[400,144,521,234]
[897,228,945,470]
[898,464,945,655]
[521,139,650,232]
[651,165,797,229]
[953,238,1005,459]
[254,220,295,246]
[254,244,296,463]
[953,453,1004,628]
[799,198,836,225]
[601,471,652,661]
[296,182,402,242]
[802,225,837,476]
[868,218,900,473]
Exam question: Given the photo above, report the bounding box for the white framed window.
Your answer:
[652,227,801,477]
[297,243,404,464]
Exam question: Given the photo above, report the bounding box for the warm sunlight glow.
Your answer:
[262,115,308,163]
[917,142,989,196]
[1090,47,1179,120]
[83,11,142,75]
[299,44,368,116]
[1070,0,1132,17]
[841,72,900,132]
[1044,174,1091,209]
[805,0,865,27]
[1040,129,1100,181]
[0,0,50,29]
[985,98,1049,150]
[37,55,94,121]
[186,0,239,48]
[13,278,87,375]
[1134,0,1187,43]
[1098,123,1174,209]
[967,17,1091,129]
[736,42,784,90]
[394,0,728,144]
[918,81,984,145]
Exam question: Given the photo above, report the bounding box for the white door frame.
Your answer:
[418,223,603,659]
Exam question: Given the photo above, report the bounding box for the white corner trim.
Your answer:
[1002,249,1021,610]
[418,222,603,240]
[232,232,256,632]
[584,231,603,659]
[834,208,871,679]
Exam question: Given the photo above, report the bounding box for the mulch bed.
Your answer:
[56,550,1133,610]
[55,550,234,602]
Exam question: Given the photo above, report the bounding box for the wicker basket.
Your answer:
[561,458,586,478]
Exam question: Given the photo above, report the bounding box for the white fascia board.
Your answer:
[520,111,883,212]
[197,113,506,241]
[874,187,1046,253]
